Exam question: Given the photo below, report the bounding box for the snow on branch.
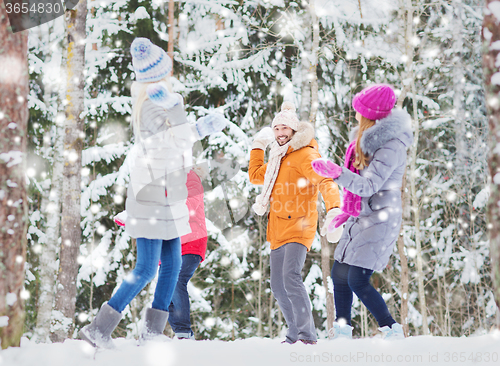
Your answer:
[81,172,119,212]
[82,142,129,166]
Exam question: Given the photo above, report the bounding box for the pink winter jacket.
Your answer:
[180,170,208,261]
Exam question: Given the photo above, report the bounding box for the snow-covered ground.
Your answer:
[2,332,500,366]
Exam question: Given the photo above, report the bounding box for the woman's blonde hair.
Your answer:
[131,76,173,137]
[353,115,376,170]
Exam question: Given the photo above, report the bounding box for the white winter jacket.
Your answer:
[125,94,199,241]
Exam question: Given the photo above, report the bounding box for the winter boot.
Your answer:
[175,332,195,340]
[299,339,317,345]
[379,323,405,340]
[139,307,170,343]
[328,322,353,340]
[79,303,122,349]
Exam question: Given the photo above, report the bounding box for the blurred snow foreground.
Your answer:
[2,332,500,366]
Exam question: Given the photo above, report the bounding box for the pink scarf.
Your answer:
[328,140,362,231]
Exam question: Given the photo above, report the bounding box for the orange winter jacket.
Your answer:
[249,122,341,250]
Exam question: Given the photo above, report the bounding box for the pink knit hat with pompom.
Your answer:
[272,101,299,131]
[352,84,396,121]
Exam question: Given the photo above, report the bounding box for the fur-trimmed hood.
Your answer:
[288,121,315,152]
[349,109,413,156]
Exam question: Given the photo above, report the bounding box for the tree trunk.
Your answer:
[0,2,29,349]
[396,82,410,335]
[304,0,336,334]
[268,291,274,338]
[298,9,312,120]
[453,0,466,167]
[168,0,174,76]
[34,124,64,342]
[409,69,428,335]
[403,0,428,335]
[397,227,409,336]
[395,83,410,336]
[35,38,66,341]
[308,0,319,124]
[257,215,264,336]
[396,169,409,336]
[51,1,87,342]
[483,0,500,317]
[318,201,335,337]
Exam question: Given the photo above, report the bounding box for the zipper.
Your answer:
[341,217,357,262]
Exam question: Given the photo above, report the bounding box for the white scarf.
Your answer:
[252,140,290,216]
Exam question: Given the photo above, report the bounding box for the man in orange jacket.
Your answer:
[248,101,342,345]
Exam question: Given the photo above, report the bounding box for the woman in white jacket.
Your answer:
[80,38,226,348]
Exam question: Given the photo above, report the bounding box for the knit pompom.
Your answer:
[281,101,296,113]
[131,38,151,60]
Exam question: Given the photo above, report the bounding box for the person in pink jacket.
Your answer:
[167,169,207,339]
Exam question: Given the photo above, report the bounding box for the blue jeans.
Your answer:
[108,237,182,313]
[168,254,202,335]
[331,260,395,328]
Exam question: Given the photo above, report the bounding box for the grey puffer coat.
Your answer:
[333,109,413,272]
[125,93,199,241]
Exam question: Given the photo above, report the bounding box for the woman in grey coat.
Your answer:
[80,38,226,348]
[312,84,413,340]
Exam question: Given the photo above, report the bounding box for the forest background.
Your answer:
[2,0,497,346]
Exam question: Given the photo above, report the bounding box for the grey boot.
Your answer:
[79,303,122,349]
[140,307,169,342]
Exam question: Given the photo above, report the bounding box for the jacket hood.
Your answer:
[350,109,413,156]
[288,121,315,152]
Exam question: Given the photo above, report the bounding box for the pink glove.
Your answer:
[329,212,351,231]
[114,211,127,227]
[311,159,343,179]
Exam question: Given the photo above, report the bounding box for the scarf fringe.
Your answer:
[252,141,289,216]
